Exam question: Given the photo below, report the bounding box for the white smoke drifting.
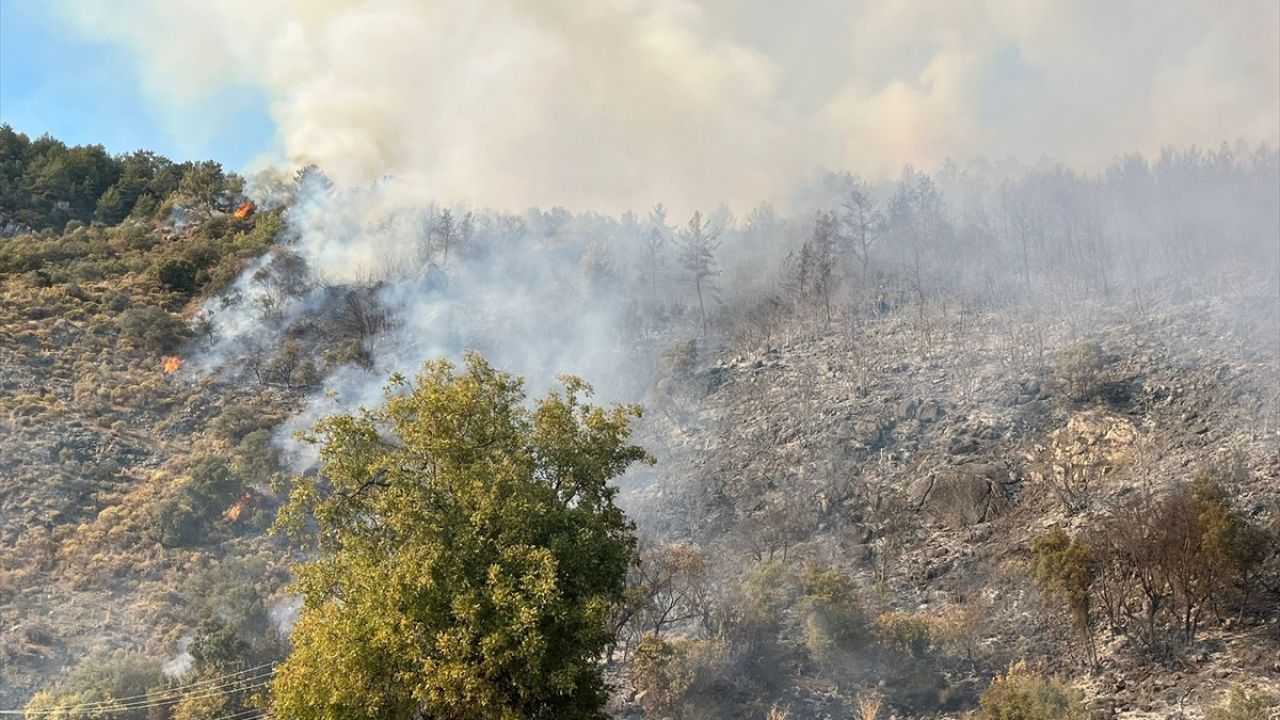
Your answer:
[162,635,195,679]
[55,0,1280,213]
[194,174,665,470]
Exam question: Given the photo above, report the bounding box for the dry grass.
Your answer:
[857,693,883,720]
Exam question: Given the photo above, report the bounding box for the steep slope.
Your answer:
[616,284,1280,718]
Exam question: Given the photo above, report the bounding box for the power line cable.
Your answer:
[0,663,274,715]
[2,671,275,716]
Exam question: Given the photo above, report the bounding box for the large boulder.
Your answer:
[909,462,1014,528]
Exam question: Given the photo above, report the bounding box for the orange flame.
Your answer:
[225,491,257,523]
[233,201,254,219]
[162,356,184,374]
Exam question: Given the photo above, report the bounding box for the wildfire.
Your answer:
[162,356,184,374]
[225,491,258,524]
[233,200,254,219]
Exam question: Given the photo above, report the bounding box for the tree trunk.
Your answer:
[695,276,707,336]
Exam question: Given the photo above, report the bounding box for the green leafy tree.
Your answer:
[271,353,650,719]
[179,160,244,217]
[1032,528,1097,665]
[156,258,200,294]
[800,566,869,683]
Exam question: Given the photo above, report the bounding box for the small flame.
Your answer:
[162,356,184,374]
[225,491,256,523]
[233,201,254,219]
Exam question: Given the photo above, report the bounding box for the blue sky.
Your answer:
[0,1,274,169]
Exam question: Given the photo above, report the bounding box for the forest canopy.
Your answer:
[270,353,651,720]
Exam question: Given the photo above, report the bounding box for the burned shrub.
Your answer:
[656,338,698,394]
[1054,339,1109,402]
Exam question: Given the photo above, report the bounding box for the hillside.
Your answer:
[1,134,1278,719]
[618,286,1279,717]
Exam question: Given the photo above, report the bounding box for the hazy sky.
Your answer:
[4,0,1277,212]
[0,2,275,167]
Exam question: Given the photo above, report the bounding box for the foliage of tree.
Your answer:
[678,211,722,336]
[630,635,699,719]
[799,566,869,682]
[148,457,245,547]
[0,125,249,230]
[786,211,841,323]
[270,354,650,719]
[156,258,200,294]
[178,160,245,218]
[1032,528,1096,665]
[1046,471,1276,659]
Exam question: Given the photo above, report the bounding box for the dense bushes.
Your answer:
[118,306,189,354]
[147,457,245,547]
[1032,470,1275,660]
[23,651,165,720]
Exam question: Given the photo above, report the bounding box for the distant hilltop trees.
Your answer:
[0,124,246,233]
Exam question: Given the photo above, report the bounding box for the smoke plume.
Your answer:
[57,0,1280,213]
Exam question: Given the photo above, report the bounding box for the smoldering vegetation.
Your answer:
[193,144,1278,436]
[4,139,1275,717]
[168,143,1280,715]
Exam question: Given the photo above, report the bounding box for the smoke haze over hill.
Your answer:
[57,0,1280,212]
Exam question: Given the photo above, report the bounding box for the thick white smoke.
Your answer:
[55,0,1280,213]
[192,174,662,470]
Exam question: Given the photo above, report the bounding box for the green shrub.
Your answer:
[1031,528,1095,660]
[211,402,271,443]
[656,338,698,393]
[233,429,281,482]
[118,305,188,353]
[24,651,165,720]
[978,660,1084,720]
[101,290,131,312]
[189,617,251,673]
[156,258,200,293]
[874,610,934,658]
[1206,683,1279,720]
[147,459,244,547]
[631,635,698,718]
[800,566,869,677]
